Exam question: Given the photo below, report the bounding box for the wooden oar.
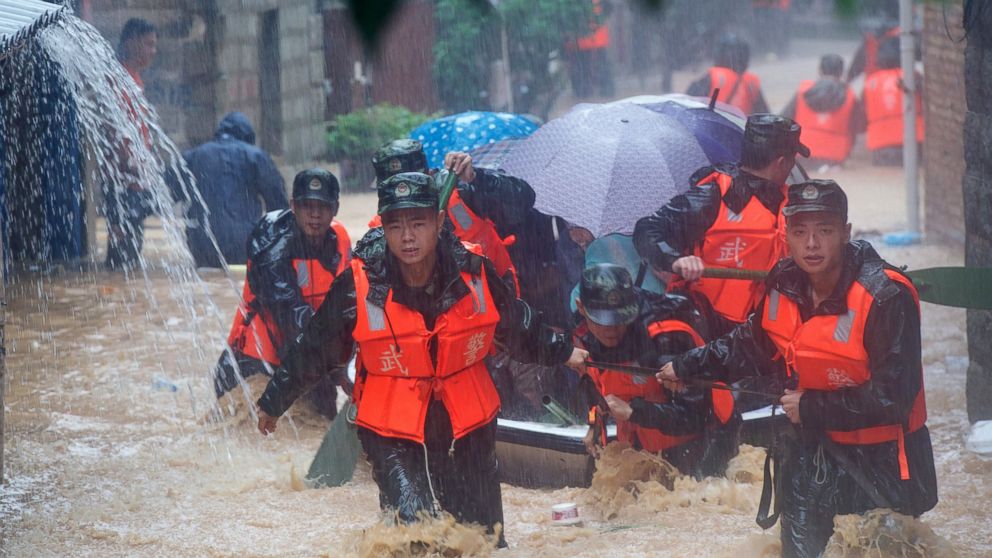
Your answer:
[701,266,992,310]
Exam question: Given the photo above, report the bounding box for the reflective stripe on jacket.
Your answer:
[351,243,502,443]
[677,170,787,323]
[227,221,350,365]
[761,268,926,480]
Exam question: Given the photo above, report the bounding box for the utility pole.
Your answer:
[900,0,920,235]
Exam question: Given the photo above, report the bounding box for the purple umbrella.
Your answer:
[500,103,710,237]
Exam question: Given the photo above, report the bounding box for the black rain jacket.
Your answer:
[257,228,573,417]
[245,209,344,362]
[632,163,786,273]
[672,240,938,521]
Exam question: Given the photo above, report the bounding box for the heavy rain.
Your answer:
[0,1,990,557]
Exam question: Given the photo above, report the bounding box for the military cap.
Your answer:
[376,172,438,215]
[579,264,640,326]
[744,114,811,158]
[783,179,848,219]
[291,168,339,205]
[371,139,429,182]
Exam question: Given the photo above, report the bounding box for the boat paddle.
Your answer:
[305,397,362,488]
[701,266,992,310]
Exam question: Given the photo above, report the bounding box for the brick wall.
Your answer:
[923,1,966,245]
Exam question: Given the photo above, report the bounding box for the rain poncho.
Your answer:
[670,241,938,557]
[181,112,287,266]
[257,229,573,538]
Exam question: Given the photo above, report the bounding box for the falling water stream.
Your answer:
[0,10,990,558]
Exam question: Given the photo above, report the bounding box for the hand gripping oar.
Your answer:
[700,266,992,310]
[584,360,781,401]
[305,398,362,488]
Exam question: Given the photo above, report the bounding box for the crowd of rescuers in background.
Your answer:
[89,11,936,556]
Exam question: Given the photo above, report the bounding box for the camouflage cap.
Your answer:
[291,168,339,205]
[579,264,640,326]
[371,139,429,182]
[783,179,848,219]
[376,172,438,215]
[744,114,811,158]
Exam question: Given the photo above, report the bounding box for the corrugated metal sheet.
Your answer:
[0,0,64,53]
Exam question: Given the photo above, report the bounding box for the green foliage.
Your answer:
[433,0,594,116]
[326,103,436,161]
[326,103,437,190]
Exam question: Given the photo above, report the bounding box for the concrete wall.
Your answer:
[923,2,966,245]
[963,3,992,423]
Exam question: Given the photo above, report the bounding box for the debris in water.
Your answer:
[583,442,766,521]
[824,509,958,558]
[345,512,498,558]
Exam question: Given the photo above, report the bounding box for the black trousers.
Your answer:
[104,188,154,271]
[358,401,505,544]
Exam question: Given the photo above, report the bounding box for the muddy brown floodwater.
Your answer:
[3,167,991,557]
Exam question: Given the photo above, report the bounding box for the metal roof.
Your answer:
[0,0,65,54]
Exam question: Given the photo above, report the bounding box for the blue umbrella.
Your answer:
[410,111,539,169]
[614,94,745,165]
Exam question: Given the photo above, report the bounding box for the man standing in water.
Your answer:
[104,18,158,270]
[633,115,808,331]
[573,264,739,478]
[255,172,587,544]
[658,180,938,557]
[217,169,350,419]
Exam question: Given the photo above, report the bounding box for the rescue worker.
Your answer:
[214,168,350,419]
[686,35,770,115]
[862,41,925,166]
[104,18,157,271]
[255,173,588,543]
[846,20,919,83]
[633,114,809,329]
[369,139,534,293]
[782,54,866,167]
[574,264,739,478]
[566,0,614,98]
[658,179,938,557]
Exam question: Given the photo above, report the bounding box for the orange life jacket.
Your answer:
[226,220,351,365]
[351,243,502,443]
[673,170,788,323]
[577,319,734,453]
[707,67,763,115]
[793,80,856,163]
[367,189,520,294]
[864,27,901,78]
[863,68,925,151]
[761,268,926,480]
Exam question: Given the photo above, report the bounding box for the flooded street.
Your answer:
[3,162,990,556]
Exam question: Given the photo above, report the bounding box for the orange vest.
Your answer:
[351,243,502,443]
[761,269,926,480]
[793,80,856,163]
[675,171,788,323]
[864,68,925,151]
[227,220,351,365]
[708,67,762,114]
[367,189,520,294]
[864,27,901,78]
[578,319,734,453]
